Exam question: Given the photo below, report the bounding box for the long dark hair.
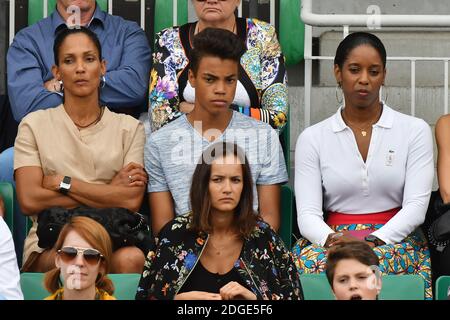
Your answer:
[189,27,246,75]
[189,142,259,238]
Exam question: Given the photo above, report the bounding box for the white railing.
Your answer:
[9,0,14,45]
[301,0,450,128]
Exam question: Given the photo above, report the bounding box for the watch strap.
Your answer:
[59,176,71,195]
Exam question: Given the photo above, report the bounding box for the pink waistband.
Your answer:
[326,207,401,225]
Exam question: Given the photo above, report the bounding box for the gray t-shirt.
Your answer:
[145,111,288,215]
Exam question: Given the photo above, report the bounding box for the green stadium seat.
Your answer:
[435,275,450,300]
[107,273,141,300]
[20,272,47,300]
[0,182,14,232]
[280,185,293,249]
[379,275,425,300]
[300,274,334,300]
[300,273,425,300]
[20,272,141,300]
[154,0,188,34]
[279,0,304,66]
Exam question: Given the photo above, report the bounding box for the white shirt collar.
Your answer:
[331,102,395,133]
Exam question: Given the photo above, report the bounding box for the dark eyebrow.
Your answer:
[202,73,217,78]
[62,50,97,57]
[348,62,382,68]
[202,73,237,79]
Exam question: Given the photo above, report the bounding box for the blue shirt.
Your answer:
[7,4,151,121]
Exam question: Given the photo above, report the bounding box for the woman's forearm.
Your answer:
[68,178,145,212]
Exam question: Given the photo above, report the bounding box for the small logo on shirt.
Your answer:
[386,150,395,166]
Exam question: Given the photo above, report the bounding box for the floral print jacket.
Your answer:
[149,18,288,133]
[135,214,302,300]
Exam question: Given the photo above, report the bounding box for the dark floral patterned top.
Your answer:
[149,18,288,133]
[135,214,302,300]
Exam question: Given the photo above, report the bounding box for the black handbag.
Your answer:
[37,206,154,256]
[425,190,450,252]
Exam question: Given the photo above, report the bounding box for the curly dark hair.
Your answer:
[189,27,246,75]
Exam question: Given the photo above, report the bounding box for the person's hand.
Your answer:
[0,195,5,217]
[174,291,222,300]
[324,230,362,248]
[44,78,62,92]
[220,281,257,300]
[110,162,147,187]
[179,102,195,113]
[42,174,64,192]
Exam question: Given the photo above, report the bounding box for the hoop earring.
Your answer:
[99,75,106,89]
[380,84,388,104]
[335,83,343,105]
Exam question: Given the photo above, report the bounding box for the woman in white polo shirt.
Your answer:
[292,32,434,299]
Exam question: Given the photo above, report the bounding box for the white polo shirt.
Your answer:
[295,104,434,246]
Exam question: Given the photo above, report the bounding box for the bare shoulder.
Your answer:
[436,114,450,129]
[436,114,450,138]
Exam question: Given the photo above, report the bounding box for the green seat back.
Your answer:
[21,272,141,300]
[379,275,424,300]
[154,0,188,35]
[300,274,335,300]
[300,273,425,300]
[279,0,304,66]
[280,185,293,249]
[28,0,108,25]
[108,273,141,300]
[0,182,14,232]
[20,273,48,300]
[435,275,450,300]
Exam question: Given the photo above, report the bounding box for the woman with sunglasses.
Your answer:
[44,216,115,300]
[149,0,288,133]
[136,142,302,300]
[14,27,146,273]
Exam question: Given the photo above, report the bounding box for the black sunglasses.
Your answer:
[58,246,104,265]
